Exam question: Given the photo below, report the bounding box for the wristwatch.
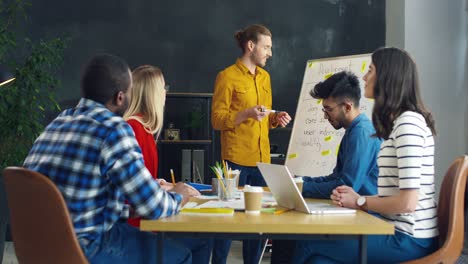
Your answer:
[356,196,367,207]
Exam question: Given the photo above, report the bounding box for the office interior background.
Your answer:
[1,0,467,262]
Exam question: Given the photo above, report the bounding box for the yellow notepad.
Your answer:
[180,208,234,216]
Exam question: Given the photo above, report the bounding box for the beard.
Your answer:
[251,50,267,67]
[329,111,346,130]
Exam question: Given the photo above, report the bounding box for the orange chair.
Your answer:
[3,167,88,264]
[402,155,468,264]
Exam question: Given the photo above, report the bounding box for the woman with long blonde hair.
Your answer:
[124,65,166,179]
[124,65,175,228]
[124,65,211,263]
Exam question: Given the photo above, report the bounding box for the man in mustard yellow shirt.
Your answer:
[211,24,291,264]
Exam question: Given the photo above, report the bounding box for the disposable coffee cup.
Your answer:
[243,185,263,214]
[294,177,304,193]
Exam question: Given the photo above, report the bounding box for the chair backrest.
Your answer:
[403,155,468,264]
[3,167,88,264]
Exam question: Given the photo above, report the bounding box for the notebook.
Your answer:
[180,207,234,216]
[257,162,356,214]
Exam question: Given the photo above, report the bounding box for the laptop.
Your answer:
[257,162,356,214]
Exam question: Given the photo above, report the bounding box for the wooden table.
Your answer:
[141,199,394,264]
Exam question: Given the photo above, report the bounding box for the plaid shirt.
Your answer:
[24,98,182,244]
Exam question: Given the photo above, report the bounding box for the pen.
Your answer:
[260,108,282,113]
[170,169,176,185]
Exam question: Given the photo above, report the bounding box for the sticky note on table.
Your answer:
[324,73,333,80]
[288,153,297,159]
[324,135,332,142]
[321,150,331,156]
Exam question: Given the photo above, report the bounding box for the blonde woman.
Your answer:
[124,65,173,227]
[124,65,165,179]
[124,65,211,263]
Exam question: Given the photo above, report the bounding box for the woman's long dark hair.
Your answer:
[371,47,436,140]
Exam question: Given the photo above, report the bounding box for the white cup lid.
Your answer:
[244,185,263,193]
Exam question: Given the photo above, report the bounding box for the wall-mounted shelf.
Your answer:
[158,93,214,184]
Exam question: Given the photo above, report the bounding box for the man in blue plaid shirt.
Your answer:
[23,54,211,263]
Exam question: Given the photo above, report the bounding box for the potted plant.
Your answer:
[0,0,68,255]
[185,102,204,140]
[0,0,68,169]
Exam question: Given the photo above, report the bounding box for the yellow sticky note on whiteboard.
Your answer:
[336,144,340,156]
[316,99,322,104]
[308,62,314,68]
[324,73,333,80]
[361,61,367,73]
[324,135,332,142]
[288,153,297,159]
[321,150,330,156]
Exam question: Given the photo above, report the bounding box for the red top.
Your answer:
[126,116,158,227]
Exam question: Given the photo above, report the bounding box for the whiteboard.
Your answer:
[285,54,373,177]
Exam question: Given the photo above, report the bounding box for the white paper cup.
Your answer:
[243,185,263,214]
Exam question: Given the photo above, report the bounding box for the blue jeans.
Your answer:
[211,162,266,264]
[293,231,438,264]
[82,221,212,264]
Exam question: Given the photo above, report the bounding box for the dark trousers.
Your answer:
[211,161,266,264]
[82,222,213,264]
[271,240,296,264]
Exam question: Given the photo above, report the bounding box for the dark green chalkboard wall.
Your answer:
[29,0,385,154]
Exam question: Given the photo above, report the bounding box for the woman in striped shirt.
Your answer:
[293,47,438,263]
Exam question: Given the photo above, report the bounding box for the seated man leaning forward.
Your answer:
[23,54,211,264]
[271,71,382,264]
[300,71,382,198]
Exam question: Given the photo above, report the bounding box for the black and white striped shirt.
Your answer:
[377,111,438,238]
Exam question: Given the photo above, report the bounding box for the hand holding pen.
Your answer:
[235,105,268,125]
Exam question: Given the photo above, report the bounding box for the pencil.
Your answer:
[274,208,290,215]
[170,169,176,185]
[214,170,228,197]
[222,160,228,179]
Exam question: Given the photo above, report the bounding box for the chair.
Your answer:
[0,173,8,263]
[3,167,88,264]
[403,155,468,264]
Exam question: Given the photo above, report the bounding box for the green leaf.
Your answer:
[0,0,68,171]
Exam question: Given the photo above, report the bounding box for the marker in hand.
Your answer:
[259,107,282,113]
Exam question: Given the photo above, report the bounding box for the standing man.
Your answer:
[271,71,382,263]
[23,54,211,264]
[211,24,291,264]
